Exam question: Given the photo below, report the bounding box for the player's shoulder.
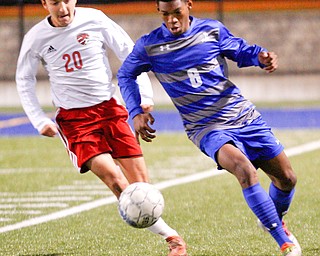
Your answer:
[75,7,106,20]
[75,7,118,28]
[192,16,223,29]
[23,18,47,43]
[138,25,164,46]
[75,7,103,15]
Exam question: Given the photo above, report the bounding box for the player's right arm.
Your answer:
[117,37,156,142]
[15,32,57,136]
[99,12,154,110]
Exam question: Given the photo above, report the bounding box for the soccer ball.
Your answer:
[118,182,164,228]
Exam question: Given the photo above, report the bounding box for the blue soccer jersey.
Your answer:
[118,16,267,147]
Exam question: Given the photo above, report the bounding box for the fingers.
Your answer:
[40,124,58,137]
[133,113,156,143]
[139,132,156,142]
[259,51,278,73]
[148,113,155,125]
[137,124,156,142]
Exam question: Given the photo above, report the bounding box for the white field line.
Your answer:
[0,210,42,215]
[55,185,106,190]
[0,196,92,203]
[0,203,69,209]
[23,191,110,196]
[0,218,12,222]
[0,140,319,234]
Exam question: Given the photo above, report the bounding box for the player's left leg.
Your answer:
[258,152,301,254]
[115,156,149,183]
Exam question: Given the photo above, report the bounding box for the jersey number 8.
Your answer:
[187,68,203,88]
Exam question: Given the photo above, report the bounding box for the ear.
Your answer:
[41,0,48,10]
[187,0,193,10]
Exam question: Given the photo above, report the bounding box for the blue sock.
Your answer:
[243,183,291,247]
[269,182,295,221]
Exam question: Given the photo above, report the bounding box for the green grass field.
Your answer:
[0,130,320,255]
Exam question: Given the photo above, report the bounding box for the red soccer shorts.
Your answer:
[56,98,142,173]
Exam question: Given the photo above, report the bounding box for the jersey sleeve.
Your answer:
[100,13,154,108]
[15,32,55,133]
[218,22,267,68]
[117,37,153,119]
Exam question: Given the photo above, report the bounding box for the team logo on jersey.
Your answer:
[77,33,89,45]
[47,45,57,53]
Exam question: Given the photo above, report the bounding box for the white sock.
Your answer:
[147,217,179,239]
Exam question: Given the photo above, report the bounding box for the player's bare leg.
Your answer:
[116,156,150,183]
[86,153,129,199]
[257,151,297,191]
[217,143,258,188]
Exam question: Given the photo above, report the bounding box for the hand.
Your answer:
[133,113,156,143]
[40,123,58,137]
[258,51,278,73]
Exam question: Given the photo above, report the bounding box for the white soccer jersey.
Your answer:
[16,7,153,133]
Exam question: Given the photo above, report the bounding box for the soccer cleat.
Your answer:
[282,221,302,254]
[166,236,188,256]
[257,219,302,255]
[281,242,301,256]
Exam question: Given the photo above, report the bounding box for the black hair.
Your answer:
[156,0,188,4]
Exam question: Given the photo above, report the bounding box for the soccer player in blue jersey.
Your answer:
[117,0,301,255]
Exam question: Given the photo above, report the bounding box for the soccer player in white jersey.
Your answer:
[15,1,187,255]
[117,0,301,255]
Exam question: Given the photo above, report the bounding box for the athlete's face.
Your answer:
[41,0,77,27]
[157,0,192,36]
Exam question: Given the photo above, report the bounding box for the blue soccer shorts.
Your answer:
[199,116,284,169]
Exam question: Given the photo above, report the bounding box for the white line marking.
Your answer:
[0,210,42,215]
[0,203,69,209]
[0,168,72,174]
[0,140,319,234]
[0,204,16,209]
[285,140,320,157]
[55,185,106,190]
[0,196,92,203]
[23,191,111,196]
[0,218,12,222]
[0,197,117,233]
[19,203,69,209]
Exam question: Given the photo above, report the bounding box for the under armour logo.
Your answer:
[201,32,210,42]
[266,223,278,231]
[160,44,170,51]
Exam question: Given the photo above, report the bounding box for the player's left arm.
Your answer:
[218,22,271,69]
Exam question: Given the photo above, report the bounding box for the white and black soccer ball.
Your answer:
[118,182,164,228]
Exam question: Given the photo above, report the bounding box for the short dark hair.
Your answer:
[156,0,187,4]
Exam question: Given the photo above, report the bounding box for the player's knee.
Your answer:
[280,169,297,190]
[233,162,259,188]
